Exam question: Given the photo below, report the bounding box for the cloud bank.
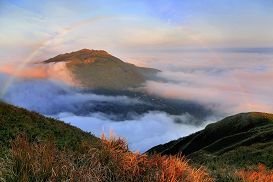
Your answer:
[0,62,76,85]
[56,111,211,152]
[0,73,213,152]
[1,51,272,152]
[140,52,273,115]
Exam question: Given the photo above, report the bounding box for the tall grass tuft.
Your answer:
[236,163,273,182]
[0,134,213,182]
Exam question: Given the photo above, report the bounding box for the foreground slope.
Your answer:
[148,112,273,170]
[0,101,99,152]
[43,49,160,90]
[0,102,211,181]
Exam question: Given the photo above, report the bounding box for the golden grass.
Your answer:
[1,134,213,182]
[236,163,273,182]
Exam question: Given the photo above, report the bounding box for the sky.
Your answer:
[1,0,273,63]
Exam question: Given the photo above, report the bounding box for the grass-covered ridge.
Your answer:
[0,101,100,152]
[2,101,273,181]
[0,102,212,181]
[148,112,273,181]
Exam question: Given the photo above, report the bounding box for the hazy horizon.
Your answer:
[1,0,273,63]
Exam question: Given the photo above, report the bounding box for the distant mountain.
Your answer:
[41,49,213,121]
[43,49,160,90]
[148,112,273,179]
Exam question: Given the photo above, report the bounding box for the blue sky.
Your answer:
[1,0,273,62]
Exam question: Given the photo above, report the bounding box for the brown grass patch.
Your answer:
[236,163,273,182]
[1,134,213,182]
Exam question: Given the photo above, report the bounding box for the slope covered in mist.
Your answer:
[1,75,215,152]
[1,49,219,153]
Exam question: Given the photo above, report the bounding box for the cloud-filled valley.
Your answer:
[0,50,273,152]
[0,72,216,152]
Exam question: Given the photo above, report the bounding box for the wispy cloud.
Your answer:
[142,52,273,114]
[1,0,273,65]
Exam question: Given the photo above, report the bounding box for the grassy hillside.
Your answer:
[0,102,212,181]
[0,101,100,153]
[3,101,272,181]
[43,49,160,90]
[148,112,273,181]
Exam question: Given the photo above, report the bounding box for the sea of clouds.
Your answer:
[1,51,273,152]
[0,74,213,152]
[136,51,273,114]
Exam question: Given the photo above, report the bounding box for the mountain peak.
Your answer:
[78,49,111,56]
[43,49,114,63]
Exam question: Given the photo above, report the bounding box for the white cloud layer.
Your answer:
[55,111,210,152]
[1,51,273,152]
[0,74,213,152]
[141,52,273,114]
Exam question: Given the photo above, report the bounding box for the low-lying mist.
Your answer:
[1,51,272,152]
[136,52,273,115]
[0,73,216,152]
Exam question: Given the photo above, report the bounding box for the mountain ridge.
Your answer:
[147,112,273,180]
[44,49,121,64]
[148,112,273,154]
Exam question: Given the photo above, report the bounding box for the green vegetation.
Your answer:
[2,100,273,181]
[0,101,100,153]
[148,112,273,181]
[0,102,212,181]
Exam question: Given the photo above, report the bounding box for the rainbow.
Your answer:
[0,16,110,98]
[0,17,251,111]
